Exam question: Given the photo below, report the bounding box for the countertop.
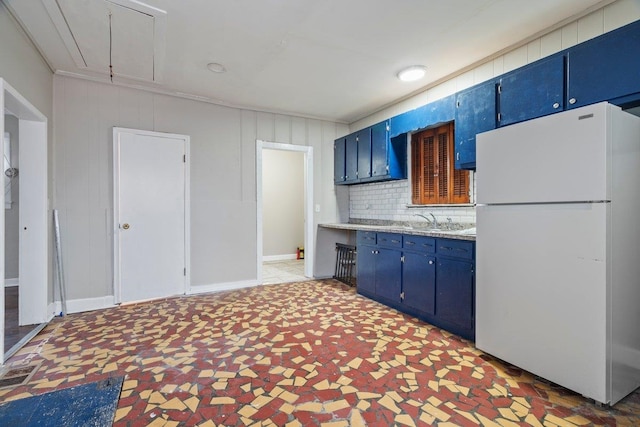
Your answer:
[319,222,476,241]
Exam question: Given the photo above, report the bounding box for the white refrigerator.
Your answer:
[476,102,640,405]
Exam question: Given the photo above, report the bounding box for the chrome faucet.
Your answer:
[413,213,432,225]
[414,213,438,228]
[429,213,438,229]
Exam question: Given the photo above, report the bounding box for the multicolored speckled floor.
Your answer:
[1,280,639,426]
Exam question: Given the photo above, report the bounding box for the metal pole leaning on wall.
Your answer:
[53,209,67,316]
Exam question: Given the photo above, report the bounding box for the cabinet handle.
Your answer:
[429,260,433,265]
[406,241,415,245]
[456,152,459,161]
[391,239,400,244]
[569,98,576,105]
[553,102,560,109]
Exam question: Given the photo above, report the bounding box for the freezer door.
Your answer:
[476,203,609,403]
[476,102,612,204]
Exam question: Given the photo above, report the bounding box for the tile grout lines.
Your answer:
[0,280,638,426]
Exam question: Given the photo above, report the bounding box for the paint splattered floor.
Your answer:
[1,280,639,426]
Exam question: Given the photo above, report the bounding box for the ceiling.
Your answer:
[5,0,609,123]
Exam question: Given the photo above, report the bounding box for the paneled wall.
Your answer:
[347,0,640,225]
[53,75,347,302]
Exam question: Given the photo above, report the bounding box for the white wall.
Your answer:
[0,3,53,299]
[4,114,19,280]
[263,149,304,258]
[53,75,347,300]
[347,0,640,225]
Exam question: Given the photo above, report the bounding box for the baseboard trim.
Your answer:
[188,280,260,295]
[263,254,298,262]
[5,278,19,287]
[51,295,116,316]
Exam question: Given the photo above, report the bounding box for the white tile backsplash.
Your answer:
[349,175,477,225]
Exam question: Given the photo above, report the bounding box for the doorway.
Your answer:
[113,128,190,303]
[0,78,48,364]
[256,141,313,283]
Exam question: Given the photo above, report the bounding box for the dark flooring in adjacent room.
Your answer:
[1,280,639,426]
[4,286,39,353]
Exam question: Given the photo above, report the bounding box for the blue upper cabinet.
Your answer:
[389,95,456,138]
[568,20,640,109]
[356,127,372,181]
[335,120,406,185]
[498,54,565,126]
[371,121,406,181]
[333,137,345,184]
[335,20,640,180]
[370,121,388,179]
[344,133,358,184]
[455,80,497,170]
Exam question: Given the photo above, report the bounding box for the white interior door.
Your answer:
[114,128,189,303]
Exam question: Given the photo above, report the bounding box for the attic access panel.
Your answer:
[43,0,166,83]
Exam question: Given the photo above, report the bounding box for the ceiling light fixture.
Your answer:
[207,62,226,73]
[397,65,427,82]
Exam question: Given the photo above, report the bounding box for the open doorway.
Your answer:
[1,79,48,363]
[256,141,313,284]
[261,149,305,284]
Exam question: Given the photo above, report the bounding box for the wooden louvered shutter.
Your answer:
[411,122,469,205]
[437,129,449,203]
[411,134,421,204]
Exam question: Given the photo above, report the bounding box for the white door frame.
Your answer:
[113,127,191,303]
[256,140,313,282]
[0,79,48,364]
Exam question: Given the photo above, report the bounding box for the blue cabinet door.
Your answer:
[375,247,402,302]
[371,121,389,179]
[436,258,474,333]
[357,128,372,181]
[455,80,497,169]
[356,244,376,295]
[344,133,358,183]
[402,252,436,315]
[568,20,640,109]
[499,54,565,126]
[333,137,345,184]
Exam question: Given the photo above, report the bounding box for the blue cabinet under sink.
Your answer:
[356,231,475,341]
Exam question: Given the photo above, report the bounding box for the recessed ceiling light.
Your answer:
[397,65,427,82]
[207,62,226,73]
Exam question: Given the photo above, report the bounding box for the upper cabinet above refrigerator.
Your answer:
[567,20,640,110]
[497,54,565,127]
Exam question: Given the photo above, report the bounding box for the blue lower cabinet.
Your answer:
[356,231,475,341]
[402,252,436,315]
[375,248,402,302]
[436,258,475,335]
[356,245,376,295]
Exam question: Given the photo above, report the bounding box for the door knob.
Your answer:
[122,223,130,230]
